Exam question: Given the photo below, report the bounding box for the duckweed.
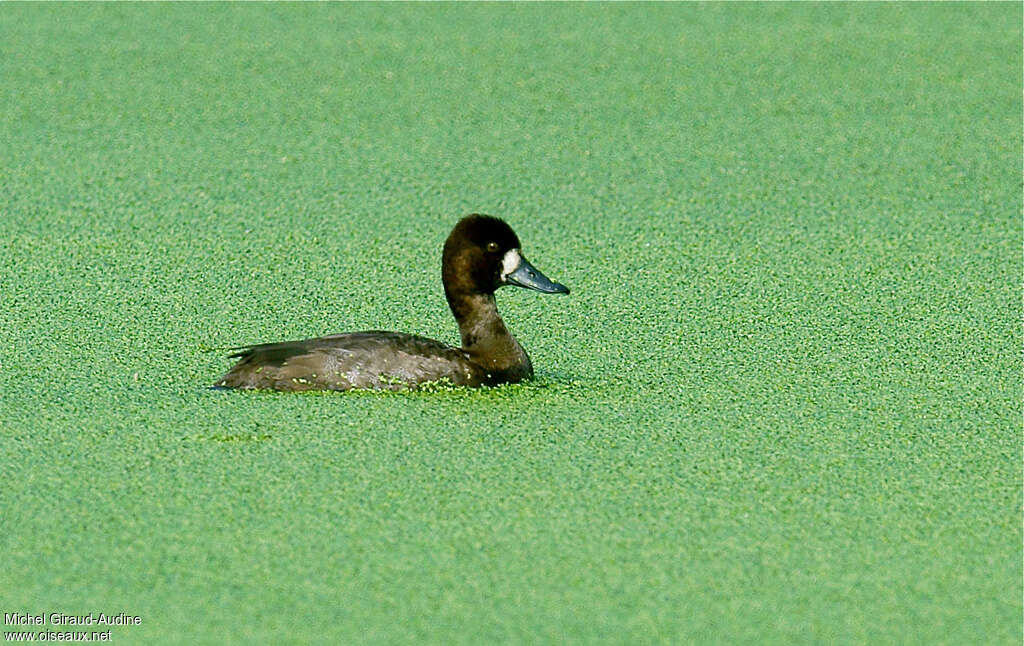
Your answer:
[0,4,1019,645]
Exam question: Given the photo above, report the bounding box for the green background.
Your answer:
[1,5,1020,644]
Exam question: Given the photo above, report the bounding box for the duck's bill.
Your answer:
[504,254,570,295]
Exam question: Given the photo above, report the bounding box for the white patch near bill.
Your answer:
[500,248,522,282]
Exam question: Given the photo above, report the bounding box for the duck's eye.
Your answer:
[486,242,500,253]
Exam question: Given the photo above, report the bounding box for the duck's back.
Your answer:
[216,332,488,391]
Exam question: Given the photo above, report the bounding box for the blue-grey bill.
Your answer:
[506,257,570,295]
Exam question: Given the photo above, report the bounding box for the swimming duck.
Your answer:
[215,214,569,391]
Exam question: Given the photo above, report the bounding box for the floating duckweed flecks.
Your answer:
[1,5,1018,645]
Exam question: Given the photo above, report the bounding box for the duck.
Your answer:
[215,214,570,391]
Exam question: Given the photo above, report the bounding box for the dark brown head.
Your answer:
[442,214,570,299]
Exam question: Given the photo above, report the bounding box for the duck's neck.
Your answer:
[447,291,532,376]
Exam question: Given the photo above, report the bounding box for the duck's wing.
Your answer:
[215,332,484,391]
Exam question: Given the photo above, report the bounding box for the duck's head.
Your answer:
[442,214,570,297]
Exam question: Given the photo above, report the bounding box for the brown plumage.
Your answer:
[215,214,569,391]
